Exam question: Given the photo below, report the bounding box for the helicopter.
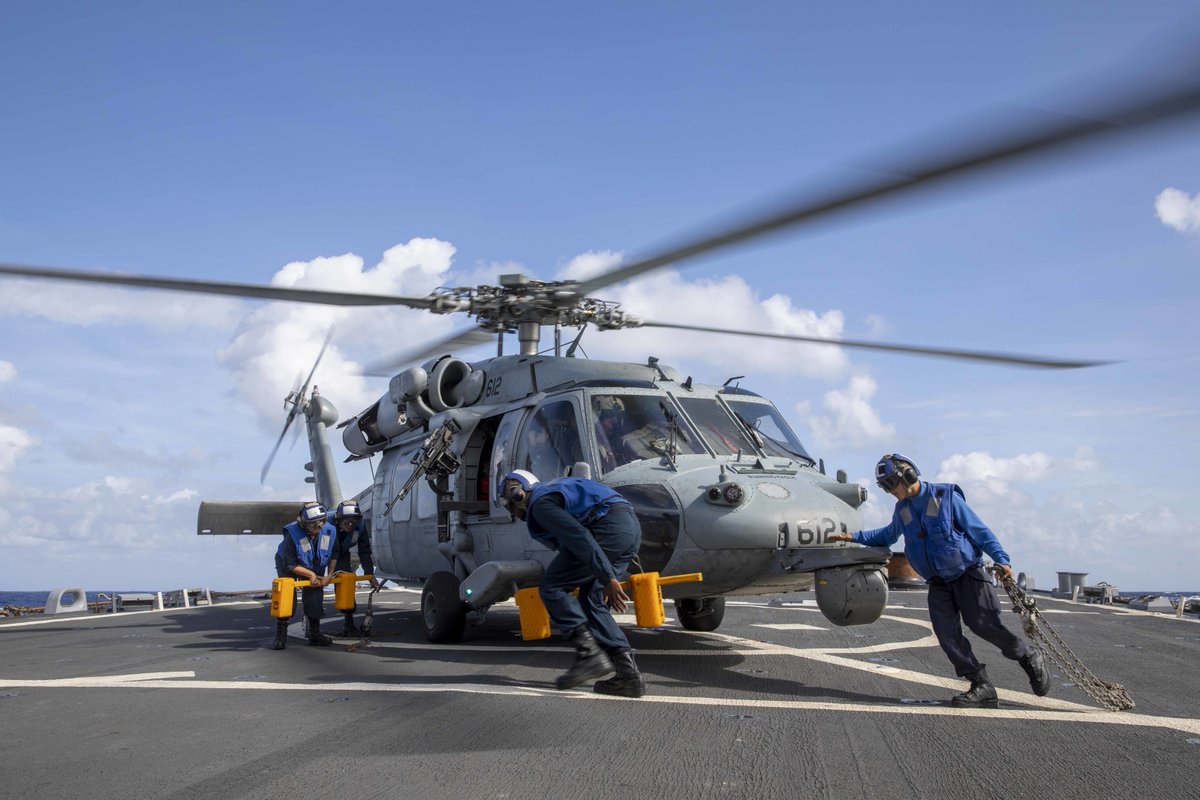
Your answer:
[3,62,1198,642]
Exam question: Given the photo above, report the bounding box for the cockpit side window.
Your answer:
[675,397,758,456]
[724,399,813,462]
[515,400,583,482]
[591,393,704,473]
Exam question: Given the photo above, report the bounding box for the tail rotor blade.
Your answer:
[260,326,336,484]
[261,407,301,484]
[297,326,335,397]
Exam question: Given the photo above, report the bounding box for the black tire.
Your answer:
[674,596,726,632]
[421,571,467,643]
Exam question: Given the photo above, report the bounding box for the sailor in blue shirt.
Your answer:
[271,501,341,649]
[829,454,1050,707]
[500,469,646,698]
[330,499,381,637]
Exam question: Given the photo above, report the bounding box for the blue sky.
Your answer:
[2,2,1198,592]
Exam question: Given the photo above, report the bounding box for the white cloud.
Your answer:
[566,266,851,380]
[803,374,895,449]
[864,314,888,337]
[0,424,36,474]
[1155,187,1200,234]
[556,250,624,281]
[217,238,464,428]
[0,279,245,329]
[934,447,1098,498]
[0,360,14,385]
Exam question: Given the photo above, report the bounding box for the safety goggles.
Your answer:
[875,463,904,492]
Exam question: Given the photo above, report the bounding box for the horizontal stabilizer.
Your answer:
[197,500,306,536]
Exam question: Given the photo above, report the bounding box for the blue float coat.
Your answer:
[852,482,1011,582]
[329,516,374,574]
[276,521,339,574]
[526,478,631,581]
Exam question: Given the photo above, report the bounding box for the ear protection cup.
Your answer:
[876,454,920,490]
[504,482,527,508]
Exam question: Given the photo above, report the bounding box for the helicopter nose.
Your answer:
[677,467,858,551]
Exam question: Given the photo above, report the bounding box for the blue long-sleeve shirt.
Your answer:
[528,493,619,582]
[853,482,1010,580]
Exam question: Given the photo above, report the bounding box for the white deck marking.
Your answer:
[1,671,1196,736]
[0,601,265,628]
[6,589,1191,735]
[751,623,824,631]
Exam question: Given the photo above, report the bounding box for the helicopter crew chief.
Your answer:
[828,454,1050,708]
[271,501,341,650]
[500,469,646,698]
[331,499,381,637]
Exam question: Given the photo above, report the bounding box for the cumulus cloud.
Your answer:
[218,238,468,428]
[1155,187,1200,234]
[0,424,35,474]
[0,279,245,329]
[557,258,851,380]
[934,446,1098,498]
[0,360,14,385]
[802,374,895,449]
[556,250,624,282]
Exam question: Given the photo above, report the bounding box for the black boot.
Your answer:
[341,613,360,637]
[951,668,999,709]
[306,617,332,646]
[271,619,289,650]
[1019,648,1051,696]
[555,626,614,690]
[594,649,646,698]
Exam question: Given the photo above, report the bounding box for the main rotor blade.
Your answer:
[360,327,496,377]
[637,320,1112,369]
[574,71,1200,297]
[0,262,436,309]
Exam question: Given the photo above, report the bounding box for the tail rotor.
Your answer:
[260,326,335,483]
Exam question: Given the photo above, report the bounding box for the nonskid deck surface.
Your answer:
[2,589,1198,800]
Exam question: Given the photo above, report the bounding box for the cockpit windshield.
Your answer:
[724,399,814,463]
[591,393,704,473]
[675,397,759,456]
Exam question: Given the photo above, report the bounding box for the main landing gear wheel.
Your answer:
[674,596,726,632]
[421,571,468,643]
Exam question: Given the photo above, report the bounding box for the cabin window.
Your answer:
[675,397,759,456]
[590,393,704,474]
[515,400,583,482]
[389,461,413,523]
[724,399,813,461]
[490,409,524,520]
[416,481,437,520]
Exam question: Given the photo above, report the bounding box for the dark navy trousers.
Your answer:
[539,506,641,652]
[274,553,325,620]
[927,565,1028,677]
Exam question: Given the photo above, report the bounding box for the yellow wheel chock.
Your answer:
[513,572,703,641]
[270,573,376,619]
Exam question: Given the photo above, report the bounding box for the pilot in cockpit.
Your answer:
[592,396,627,472]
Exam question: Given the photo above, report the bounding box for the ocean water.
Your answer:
[0,590,150,610]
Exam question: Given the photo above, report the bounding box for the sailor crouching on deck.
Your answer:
[331,499,381,637]
[500,470,647,698]
[272,501,341,649]
[828,454,1051,708]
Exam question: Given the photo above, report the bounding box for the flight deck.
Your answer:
[2,588,1198,800]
